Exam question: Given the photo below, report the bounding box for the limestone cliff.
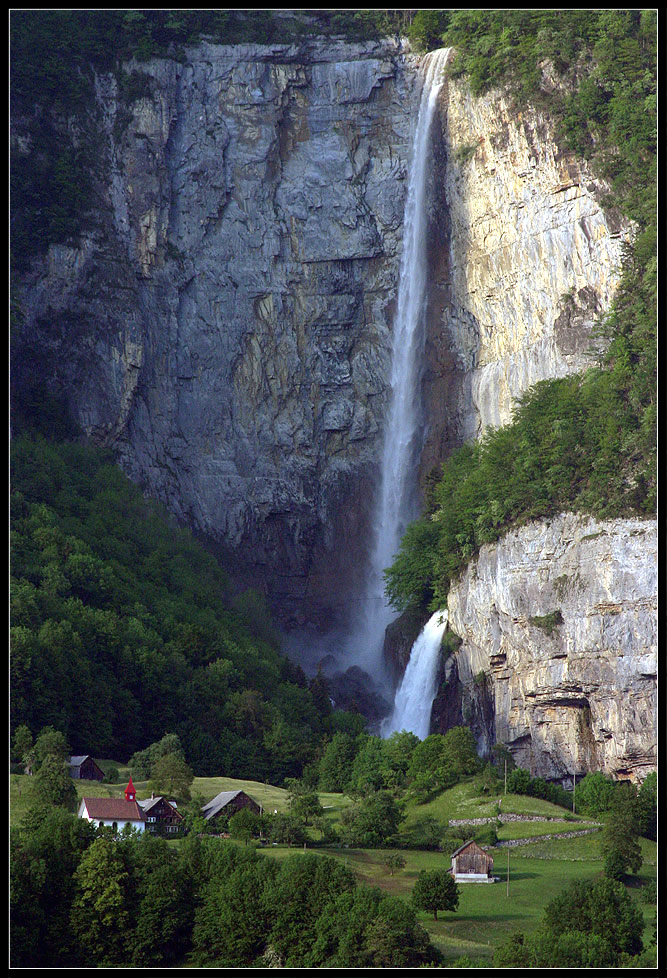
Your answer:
[442,513,656,782]
[14,39,420,627]
[419,71,633,475]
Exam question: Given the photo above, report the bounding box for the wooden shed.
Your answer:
[68,755,105,781]
[450,840,495,882]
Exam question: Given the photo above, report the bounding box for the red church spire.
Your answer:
[125,776,136,802]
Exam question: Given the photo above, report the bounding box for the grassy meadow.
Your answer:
[10,769,656,967]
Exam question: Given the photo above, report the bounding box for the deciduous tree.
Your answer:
[340,790,404,848]
[32,753,77,810]
[70,836,133,965]
[601,783,643,880]
[228,806,260,846]
[149,751,194,802]
[411,868,459,920]
[384,852,406,876]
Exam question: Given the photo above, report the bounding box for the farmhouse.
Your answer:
[450,840,495,882]
[78,776,145,833]
[138,793,184,834]
[68,754,105,781]
[202,789,261,822]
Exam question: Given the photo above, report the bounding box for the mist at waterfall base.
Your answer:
[283,50,452,737]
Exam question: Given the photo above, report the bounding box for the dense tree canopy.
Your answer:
[11,814,443,969]
[494,876,645,967]
[10,436,349,782]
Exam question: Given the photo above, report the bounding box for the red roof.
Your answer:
[81,797,145,821]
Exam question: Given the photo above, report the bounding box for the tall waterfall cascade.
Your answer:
[382,610,449,739]
[345,48,452,718]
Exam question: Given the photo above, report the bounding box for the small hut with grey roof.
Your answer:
[68,755,105,781]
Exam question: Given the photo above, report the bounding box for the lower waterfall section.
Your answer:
[382,610,448,739]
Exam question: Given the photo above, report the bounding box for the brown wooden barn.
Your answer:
[201,789,261,823]
[450,840,495,882]
[68,755,105,781]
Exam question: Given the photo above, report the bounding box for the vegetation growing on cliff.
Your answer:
[385,339,656,613]
[386,9,656,614]
[441,10,657,230]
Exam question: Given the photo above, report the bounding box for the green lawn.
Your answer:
[190,775,290,814]
[9,770,340,828]
[10,772,133,828]
[258,842,656,966]
[10,774,35,827]
[496,818,600,841]
[402,782,592,829]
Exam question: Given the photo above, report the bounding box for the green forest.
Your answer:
[11,815,441,968]
[11,720,656,968]
[10,435,356,781]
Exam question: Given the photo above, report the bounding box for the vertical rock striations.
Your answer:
[419,74,633,476]
[14,39,420,628]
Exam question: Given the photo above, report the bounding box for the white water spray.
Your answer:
[382,610,448,738]
[346,49,452,693]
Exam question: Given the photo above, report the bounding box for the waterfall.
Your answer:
[345,48,452,695]
[382,610,448,738]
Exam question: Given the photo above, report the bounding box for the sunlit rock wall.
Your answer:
[444,513,656,782]
[421,72,633,473]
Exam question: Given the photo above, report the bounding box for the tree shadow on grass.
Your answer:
[494,871,539,881]
[447,911,527,924]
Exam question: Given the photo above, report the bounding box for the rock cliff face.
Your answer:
[443,514,656,782]
[419,73,632,475]
[13,38,655,775]
[12,41,642,662]
[15,39,421,627]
